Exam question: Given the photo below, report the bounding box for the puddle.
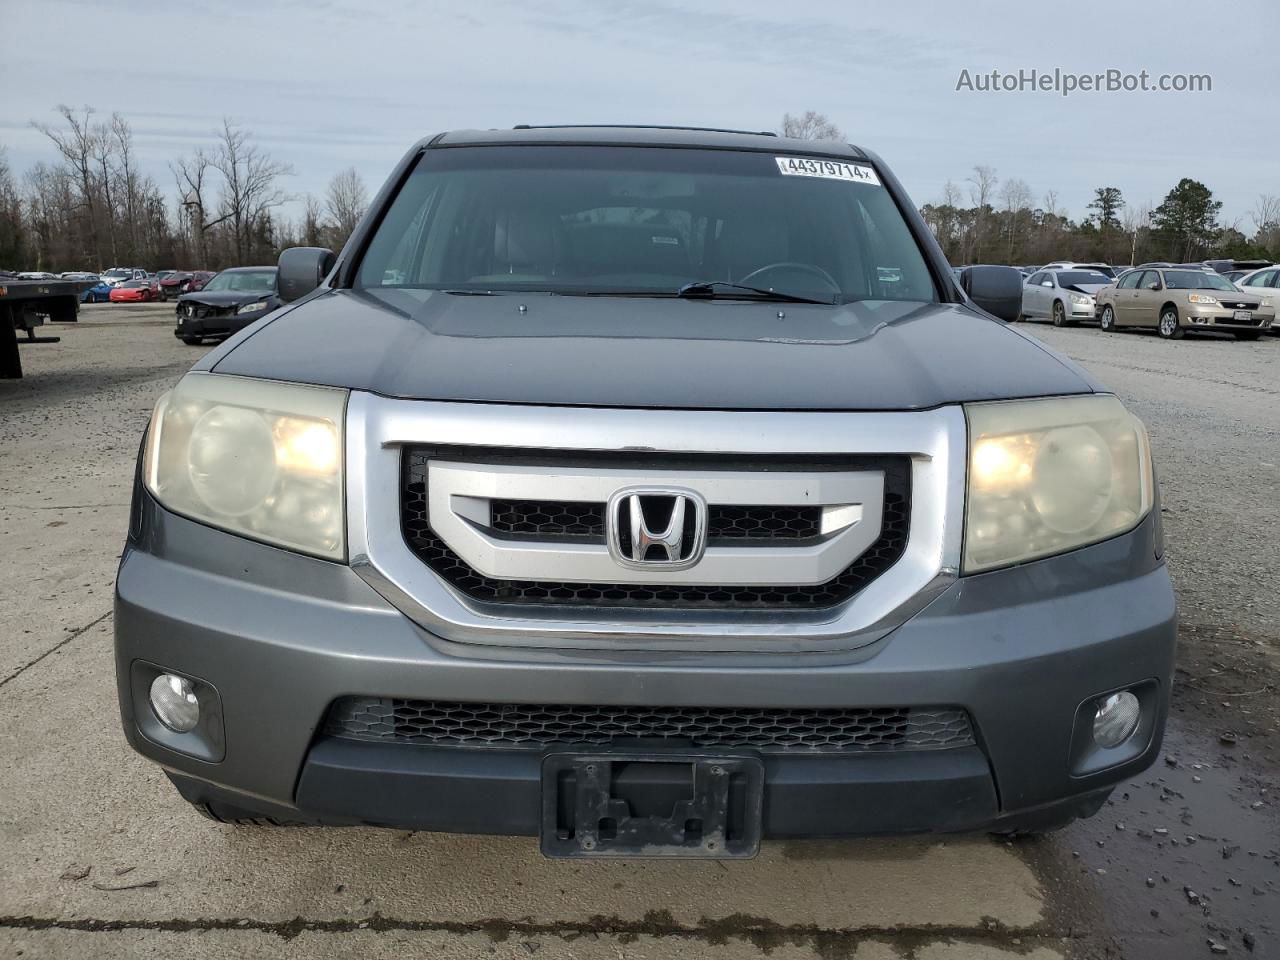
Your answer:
[1023,716,1278,957]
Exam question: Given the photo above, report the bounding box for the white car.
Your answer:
[1041,261,1120,281]
[1019,269,1113,326]
[100,267,149,287]
[1234,266,1280,331]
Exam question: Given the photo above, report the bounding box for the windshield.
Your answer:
[103,270,129,279]
[1056,271,1110,285]
[1163,270,1235,291]
[356,145,937,304]
[201,270,276,293]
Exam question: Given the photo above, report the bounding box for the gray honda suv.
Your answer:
[115,126,1175,857]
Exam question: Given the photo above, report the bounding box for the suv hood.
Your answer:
[210,288,1096,410]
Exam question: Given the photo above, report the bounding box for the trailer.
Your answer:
[0,276,85,378]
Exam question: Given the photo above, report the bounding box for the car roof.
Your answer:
[430,125,866,159]
[218,266,276,272]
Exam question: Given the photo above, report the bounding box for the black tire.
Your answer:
[190,799,304,827]
[1158,306,1184,339]
[1099,305,1117,332]
[180,335,203,345]
[1233,331,1261,341]
[1051,300,1069,327]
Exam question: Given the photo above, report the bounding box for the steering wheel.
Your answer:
[739,262,840,291]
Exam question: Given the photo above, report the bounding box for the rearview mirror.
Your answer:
[277,246,336,303]
[960,265,1024,322]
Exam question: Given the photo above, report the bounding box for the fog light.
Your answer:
[1093,691,1140,748]
[150,674,200,732]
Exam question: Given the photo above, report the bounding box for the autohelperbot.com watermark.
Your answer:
[955,67,1211,97]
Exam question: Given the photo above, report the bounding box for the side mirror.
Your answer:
[277,246,336,303]
[1041,280,1053,287]
[1146,282,1161,291]
[961,265,1024,322]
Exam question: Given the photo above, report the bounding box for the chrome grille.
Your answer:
[401,450,910,609]
[325,697,975,753]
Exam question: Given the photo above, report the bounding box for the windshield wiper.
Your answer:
[676,280,834,305]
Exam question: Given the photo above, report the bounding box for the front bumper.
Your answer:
[115,495,1176,838]
[1185,304,1275,329]
[173,307,269,339]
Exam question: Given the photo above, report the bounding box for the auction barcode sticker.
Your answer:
[775,156,881,186]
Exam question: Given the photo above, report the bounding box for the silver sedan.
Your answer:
[1019,269,1113,326]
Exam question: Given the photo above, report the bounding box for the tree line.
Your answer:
[0,106,368,273]
[922,172,1278,268]
[4,108,1276,273]
[785,112,1279,268]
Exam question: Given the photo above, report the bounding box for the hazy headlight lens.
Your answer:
[963,395,1153,572]
[143,373,347,559]
[1187,293,1217,304]
[1069,293,1091,305]
[236,299,268,315]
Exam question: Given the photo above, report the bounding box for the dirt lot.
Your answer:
[0,304,1276,959]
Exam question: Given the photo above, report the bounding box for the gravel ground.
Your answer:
[0,305,1275,960]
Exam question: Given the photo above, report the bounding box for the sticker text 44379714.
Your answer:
[774,156,882,186]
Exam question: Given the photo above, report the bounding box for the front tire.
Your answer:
[1052,300,1070,327]
[1158,307,1184,339]
[1100,305,1117,332]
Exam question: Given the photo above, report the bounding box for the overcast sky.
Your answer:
[2,0,1274,232]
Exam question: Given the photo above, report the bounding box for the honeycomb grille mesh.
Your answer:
[489,500,822,541]
[401,452,910,609]
[325,698,975,753]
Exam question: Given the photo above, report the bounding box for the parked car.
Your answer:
[79,277,112,303]
[108,279,160,303]
[159,270,215,300]
[1096,267,1274,339]
[16,271,59,280]
[101,267,148,287]
[60,271,99,281]
[1233,266,1280,332]
[1041,261,1119,280]
[173,266,279,344]
[1019,269,1112,325]
[118,125,1174,849]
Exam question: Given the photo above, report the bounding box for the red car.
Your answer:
[159,270,215,300]
[108,280,158,303]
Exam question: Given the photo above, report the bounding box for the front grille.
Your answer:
[325,698,975,753]
[401,451,911,609]
[489,499,822,542]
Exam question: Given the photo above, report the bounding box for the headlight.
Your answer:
[1069,293,1091,305]
[1187,294,1218,304]
[236,299,268,315]
[964,395,1153,573]
[143,373,347,559]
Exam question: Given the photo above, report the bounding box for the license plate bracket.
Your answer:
[540,751,764,859]
[1233,310,1252,322]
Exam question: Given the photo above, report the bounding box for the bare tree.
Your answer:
[32,105,100,264]
[324,167,368,246]
[780,111,844,141]
[110,114,141,261]
[172,149,226,266]
[965,165,998,262]
[302,194,324,247]
[999,178,1033,261]
[89,119,119,264]
[1122,201,1151,267]
[1251,194,1280,252]
[212,119,294,264]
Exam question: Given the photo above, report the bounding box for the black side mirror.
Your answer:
[960,265,1024,322]
[277,247,336,303]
